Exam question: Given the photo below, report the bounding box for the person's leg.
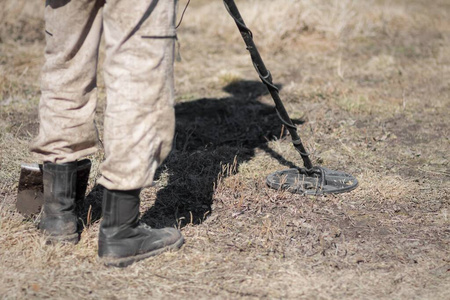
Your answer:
[31,0,104,243]
[99,0,176,190]
[98,0,183,267]
[31,0,104,163]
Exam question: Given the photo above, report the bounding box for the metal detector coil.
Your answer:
[266,167,358,195]
[224,0,358,194]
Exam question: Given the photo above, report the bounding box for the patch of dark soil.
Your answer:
[386,117,445,147]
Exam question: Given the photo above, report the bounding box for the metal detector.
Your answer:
[223,0,358,195]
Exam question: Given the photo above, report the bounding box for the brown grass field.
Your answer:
[1,0,449,298]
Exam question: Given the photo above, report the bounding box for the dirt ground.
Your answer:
[1,0,449,299]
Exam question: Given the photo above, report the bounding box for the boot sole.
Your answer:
[99,236,184,268]
[45,232,80,245]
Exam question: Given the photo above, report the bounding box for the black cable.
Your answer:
[176,0,191,29]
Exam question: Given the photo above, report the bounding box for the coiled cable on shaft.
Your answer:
[223,0,321,173]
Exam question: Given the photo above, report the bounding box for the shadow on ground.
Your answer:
[140,80,303,228]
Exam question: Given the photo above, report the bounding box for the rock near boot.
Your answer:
[98,188,184,267]
[39,161,79,244]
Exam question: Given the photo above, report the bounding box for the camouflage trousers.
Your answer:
[30,0,177,190]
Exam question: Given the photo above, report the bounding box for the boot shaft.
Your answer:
[40,161,81,242]
[100,188,141,239]
[42,161,78,215]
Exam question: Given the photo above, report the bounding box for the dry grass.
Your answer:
[1,0,450,299]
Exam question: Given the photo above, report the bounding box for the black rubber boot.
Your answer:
[39,161,79,244]
[98,188,184,267]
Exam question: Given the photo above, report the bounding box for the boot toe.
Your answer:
[139,227,183,252]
